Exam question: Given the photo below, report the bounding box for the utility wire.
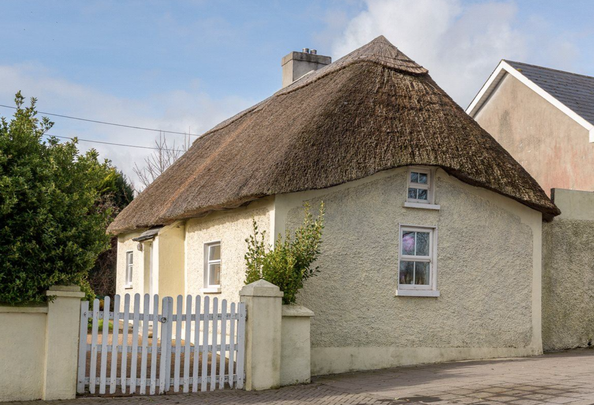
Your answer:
[0,103,201,137]
[46,134,187,152]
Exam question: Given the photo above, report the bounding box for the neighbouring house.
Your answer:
[467,61,594,351]
[109,36,560,375]
[467,60,594,195]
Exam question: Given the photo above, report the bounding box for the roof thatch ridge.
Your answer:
[204,36,427,137]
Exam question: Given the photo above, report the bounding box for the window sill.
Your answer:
[395,289,440,297]
[201,287,221,294]
[404,202,440,210]
[124,284,133,290]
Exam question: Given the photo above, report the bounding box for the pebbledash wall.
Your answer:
[276,167,543,375]
[542,188,594,351]
[185,197,274,303]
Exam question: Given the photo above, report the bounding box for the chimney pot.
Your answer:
[311,49,317,55]
[302,48,310,53]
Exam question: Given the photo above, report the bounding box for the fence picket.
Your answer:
[77,300,89,393]
[120,294,131,393]
[139,294,150,394]
[219,300,227,389]
[129,294,141,393]
[173,295,182,392]
[210,297,218,391]
[109,295,120,394]
[165,297,174,391]
[89,299,100,394]
[149,295,159,395]
[228,302,236,389]
[192,296,201,392]
[98,296,111,394]
[236,303,246,390]
[183,295,192,393]
[200,296,210,392]
[158,296,169,394]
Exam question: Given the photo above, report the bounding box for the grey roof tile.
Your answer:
[505,60,594,125]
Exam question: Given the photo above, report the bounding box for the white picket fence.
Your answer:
[77,294,246,395]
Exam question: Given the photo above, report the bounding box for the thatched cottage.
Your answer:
[109,36,560,375]
[467,60,594,352]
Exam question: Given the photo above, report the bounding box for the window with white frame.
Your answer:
[407,167,434,204]
[204,242,221,290]
[397,226,438,296]
[125,251,133,288]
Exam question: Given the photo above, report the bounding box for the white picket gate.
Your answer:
[77,294,246,395]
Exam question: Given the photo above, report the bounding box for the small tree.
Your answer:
[0,93,114,304]
[244,202,324,304]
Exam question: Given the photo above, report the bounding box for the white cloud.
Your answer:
[329,0,580,107]
[0,63,253,190]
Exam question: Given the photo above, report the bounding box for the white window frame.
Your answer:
[202,241,221,293]
[396,225,439,297]
[125,251,133,289]
[404,166,440,210]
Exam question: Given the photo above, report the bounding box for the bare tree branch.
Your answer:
[133,132,190,191]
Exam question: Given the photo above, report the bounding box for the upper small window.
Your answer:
[125,251,133,288]
[407,168,432,204]
[204,242,221,290]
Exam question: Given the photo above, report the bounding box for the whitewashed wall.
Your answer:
[275,167,543,375]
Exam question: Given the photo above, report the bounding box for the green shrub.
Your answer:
[244,202,324,304]
[0,93,113,305]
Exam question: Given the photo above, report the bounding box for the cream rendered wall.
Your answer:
[275,167,543,375]
[157,222,185,301]
[542,189,594,350]
[0,307,46,401]
[185,197,275,304]
[473,73,594,195]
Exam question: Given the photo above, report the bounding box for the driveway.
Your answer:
[6,349,594,405]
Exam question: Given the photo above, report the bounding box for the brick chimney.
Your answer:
[281,48,331,88]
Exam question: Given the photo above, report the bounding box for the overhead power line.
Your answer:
[47,134,187,152]
[0,103,201,137]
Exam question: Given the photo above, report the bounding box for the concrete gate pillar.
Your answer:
[43,285,85,400]
[240,280,284,391]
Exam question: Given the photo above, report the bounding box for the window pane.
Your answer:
[410,172,419,183]
[209,263,221,286]
[127,252,133,265]
[402,231,415,255]
[418,173,428,184]
[416,232,430,256]
[417,189,428,200]
[408,188,418,199]
[399,261,414,285]
[209,244,221,261]
[415,262,430,285]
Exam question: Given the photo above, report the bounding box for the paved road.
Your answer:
[7,349,594,404]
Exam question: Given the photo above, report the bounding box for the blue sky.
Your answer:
[1,0,593,187]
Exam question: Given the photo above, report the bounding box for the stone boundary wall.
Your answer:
[543,189,594,351]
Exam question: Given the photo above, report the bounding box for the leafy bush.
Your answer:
[244,202,324,304]
[0,93,114,305]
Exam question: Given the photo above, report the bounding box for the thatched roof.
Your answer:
[109,36,559,234]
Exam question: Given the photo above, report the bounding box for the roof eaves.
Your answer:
[466,60,594,142]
